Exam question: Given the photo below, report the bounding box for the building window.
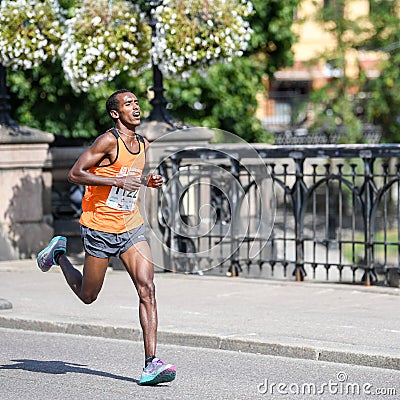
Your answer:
[262,80,311,132]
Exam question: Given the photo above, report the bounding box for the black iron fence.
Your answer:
[157,144,400,286]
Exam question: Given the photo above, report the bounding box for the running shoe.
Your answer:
[36,236,67,272]
[139,358,176,386]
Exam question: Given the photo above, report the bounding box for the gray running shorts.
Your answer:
[80,224,147,259]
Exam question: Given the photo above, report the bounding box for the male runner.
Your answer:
[36,89,176,386]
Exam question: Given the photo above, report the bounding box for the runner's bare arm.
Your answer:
[68,133,141,191]
[141,137,163,189]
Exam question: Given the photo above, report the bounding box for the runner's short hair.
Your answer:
[106,89,131,121]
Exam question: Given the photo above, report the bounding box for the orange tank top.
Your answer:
[80,129,145,233]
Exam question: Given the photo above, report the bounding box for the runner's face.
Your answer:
[116,92,141,128]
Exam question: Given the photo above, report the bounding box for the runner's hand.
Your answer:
[146,174,164,189]
[116,175,141,191]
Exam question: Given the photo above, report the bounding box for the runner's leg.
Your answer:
[120,241,157,358]
[58,253,109,304]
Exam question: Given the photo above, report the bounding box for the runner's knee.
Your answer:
[80,291,98,304]
[137,282,155,303]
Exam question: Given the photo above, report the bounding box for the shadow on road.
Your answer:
[0,359,139,384]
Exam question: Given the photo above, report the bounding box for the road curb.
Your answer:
[1,316,399,371]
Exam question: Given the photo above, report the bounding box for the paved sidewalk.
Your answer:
[1,259,400,371]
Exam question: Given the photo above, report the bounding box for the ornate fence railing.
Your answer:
[157,144,400,286]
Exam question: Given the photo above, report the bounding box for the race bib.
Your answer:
[106,186,138,211]
[106,167,141,211]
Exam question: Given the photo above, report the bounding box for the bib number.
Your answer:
[106,186,138,211]
[106,167,142,211]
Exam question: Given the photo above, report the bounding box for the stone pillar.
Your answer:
[136,123,215,272]
[0,126,54,260]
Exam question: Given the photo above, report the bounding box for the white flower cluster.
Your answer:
[0,0,254,91]
[59,0,152,92]
[0,0,65,70]
[152,0,253,78]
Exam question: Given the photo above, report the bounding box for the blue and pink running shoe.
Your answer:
[36,236,67,272]
[139,358,176,385]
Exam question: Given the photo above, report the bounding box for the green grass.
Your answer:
[342,229,400,264]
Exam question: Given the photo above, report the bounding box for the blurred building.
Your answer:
[258,0,383,143]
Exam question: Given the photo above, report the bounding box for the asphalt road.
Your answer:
[1,328,400,400]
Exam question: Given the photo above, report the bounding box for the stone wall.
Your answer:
[0,127,54,260]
